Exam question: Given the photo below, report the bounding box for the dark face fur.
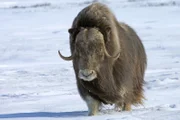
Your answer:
[74,28,105,81]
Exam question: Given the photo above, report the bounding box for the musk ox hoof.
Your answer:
[88,113,96,116]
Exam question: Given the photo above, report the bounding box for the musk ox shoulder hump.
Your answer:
[72,3,118,35]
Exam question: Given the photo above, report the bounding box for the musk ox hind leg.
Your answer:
[85,95,101,116]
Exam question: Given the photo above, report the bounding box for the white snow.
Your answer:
[0,0,180,120]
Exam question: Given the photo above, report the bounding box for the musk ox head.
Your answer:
[58,27,119,81]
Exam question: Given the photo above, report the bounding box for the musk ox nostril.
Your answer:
[81,70,93,77]
[78,69,97,81]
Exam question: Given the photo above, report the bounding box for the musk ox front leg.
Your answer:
[122,103,131,111]
[85,95,100,116]
[115,102,131,111]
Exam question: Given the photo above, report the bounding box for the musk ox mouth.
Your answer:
[78,69,97,81]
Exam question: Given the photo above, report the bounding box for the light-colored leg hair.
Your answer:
[115,102,131,111]
[115,102,124,111]
[115,103,123,111]
[122,103,131,111]
[85,96,100,116]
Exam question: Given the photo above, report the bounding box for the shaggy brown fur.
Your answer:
[60,3,147,115]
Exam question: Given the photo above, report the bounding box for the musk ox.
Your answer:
[58,3,147,116]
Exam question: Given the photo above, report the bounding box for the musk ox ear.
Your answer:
[68,28,76,34]
[68,28,80,43]
[68,27,84,34]
[68,27,84,45]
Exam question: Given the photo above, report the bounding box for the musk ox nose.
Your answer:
[78,69,97,81]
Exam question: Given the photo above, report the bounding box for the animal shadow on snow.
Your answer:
[0,111,87,118]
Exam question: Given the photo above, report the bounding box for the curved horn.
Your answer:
[104,46,120,60]
[58,50,73,61]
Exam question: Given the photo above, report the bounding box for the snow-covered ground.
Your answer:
[0,0,180,120]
